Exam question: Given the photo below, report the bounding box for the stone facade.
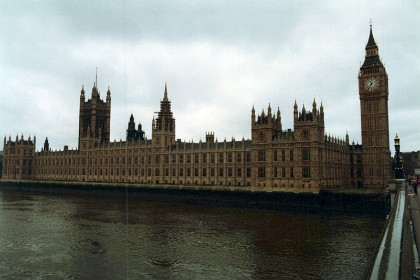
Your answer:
[1,26,392,190]
[358,25,391,188]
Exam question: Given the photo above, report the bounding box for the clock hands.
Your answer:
[365,78,378,91]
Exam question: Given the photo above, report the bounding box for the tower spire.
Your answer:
[362,24,382,66]
[163,82,168,101]
[366,23,377,49]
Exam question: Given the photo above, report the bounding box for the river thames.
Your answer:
[0,188,385,279]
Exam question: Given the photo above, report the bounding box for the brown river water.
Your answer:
[0,187,385,279]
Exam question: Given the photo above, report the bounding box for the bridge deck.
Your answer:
[365,181,420,279]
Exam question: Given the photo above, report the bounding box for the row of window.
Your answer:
[258,149,295,162]
[36,167,254,178]
[3,148,33,156]
[257,167,306,178]
[36,152,254,166]
[3,159,33,166]
[3,167,32,175]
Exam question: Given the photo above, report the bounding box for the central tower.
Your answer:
[78,83,111,150]
[358,25,391,188]
[152,84,176,147]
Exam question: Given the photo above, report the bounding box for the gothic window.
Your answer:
[273,150,278,161]
[302,148,310,161]
[194,154,199,164]
[273,167,277,178]
[195,168,199,176]
[282,150,286,161]
[303,129,310,140]
[228,168,232,177]
[211,153,215,163]
[258,167,265,178]
[202,154,207,163]
[236,152,242,163]
[219,168,224,177]
[290,167,294,178]
[237,168,242,177]
[302,166,311,178]
[219,153,224,163]
[259,132,265,141]
[227,153,233,163]
[282,167,286,178]
[258,150,265,162]
[290,149,294,161]
[246,152,251,162]
[202,168,207,177]
[187,154,191,164]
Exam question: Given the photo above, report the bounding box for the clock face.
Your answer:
[364,77,379,91]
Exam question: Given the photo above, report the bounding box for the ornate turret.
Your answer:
[127,114,145,141]
[43,137,49,151]
[293,100,298,120]
[78,73,111,149]
[252,103,282,142]
[206,131,215,143]
[152,83,176,147]
[80,85,85,101]
[320,102,324,118]
[106,86,111,103]
[276,107,282,130]
[92,82,99,99]
[312,99,317,117]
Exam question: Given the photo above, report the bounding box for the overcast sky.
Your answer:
[1,1,419,153]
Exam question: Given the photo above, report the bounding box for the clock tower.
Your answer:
[358,25,391,188]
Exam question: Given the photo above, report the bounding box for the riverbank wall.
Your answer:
[0,180,390,216]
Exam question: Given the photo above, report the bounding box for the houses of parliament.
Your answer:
[1,26,392,191]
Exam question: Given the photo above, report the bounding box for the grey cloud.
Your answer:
[1,1,419,152]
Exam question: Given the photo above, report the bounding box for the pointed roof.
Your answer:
[163,83,168,101]
[366,24,377,49]
[362,24,383,68]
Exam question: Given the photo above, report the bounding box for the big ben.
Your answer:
[359,24,391,188]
